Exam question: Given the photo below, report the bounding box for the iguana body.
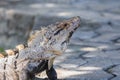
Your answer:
[0,16,80,80]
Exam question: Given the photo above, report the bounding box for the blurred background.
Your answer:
[0,0,120,49]
[0,0,120,80]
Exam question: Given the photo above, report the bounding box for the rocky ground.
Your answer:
[0,0,120,80]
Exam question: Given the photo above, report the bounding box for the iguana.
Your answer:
[0,16,80,80]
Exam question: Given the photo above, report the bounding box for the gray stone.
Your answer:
[70,38,102,46]
[56,68,112,80]
[0,10,35,49]
[97,43,120,51]
[83,50,120,60]
[89,32,120,43]
[79,57,120,70]
[7,12,34,31]
[0,21,7,34]
[117,39,120,43]
[72,30,98,40]
[54,50,87,69]
[70,39,120,52]
[110,21,120,34]
[102,12,120,22]
[33,15,64,28]
[95,25,119,33]
[111,65,120,76]
[110,6,120,14]
[0,8,6,21]
[57,58,87,70]
[7,36,25,48]
[55,51,83,61]
[0,36,8,48]
[66,44,87,52]
[111,76,120,80]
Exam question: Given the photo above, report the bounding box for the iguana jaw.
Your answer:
[46,16,80,70]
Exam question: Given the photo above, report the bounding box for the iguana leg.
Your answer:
[19,70,35,80]
[46,66,57,80]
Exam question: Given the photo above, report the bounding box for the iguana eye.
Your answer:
[63,23,70,29]
[64,23,68,27]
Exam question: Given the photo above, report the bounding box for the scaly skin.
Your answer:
[0,16,80,80]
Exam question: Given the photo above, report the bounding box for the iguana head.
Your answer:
[28,16,80,55]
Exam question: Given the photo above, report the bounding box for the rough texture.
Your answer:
[0,0,120,80]
[0,16,80,80]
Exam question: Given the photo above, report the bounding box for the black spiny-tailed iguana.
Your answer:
[0,16,80,80]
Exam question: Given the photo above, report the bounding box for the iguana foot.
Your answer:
[46,66,57,80]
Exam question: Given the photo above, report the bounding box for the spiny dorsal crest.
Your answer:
[28,16,80,55]
[0,16,80,58]
[0,44,26,58]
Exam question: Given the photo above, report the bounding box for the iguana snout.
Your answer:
[46,16,80,53]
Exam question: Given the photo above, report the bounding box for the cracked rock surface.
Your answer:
[0,0,120,80]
